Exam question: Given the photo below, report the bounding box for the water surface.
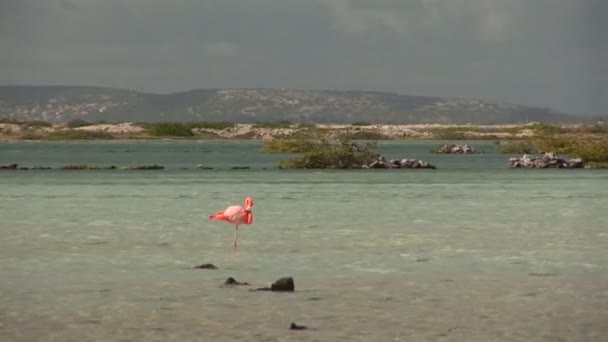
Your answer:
[1,141,607,341]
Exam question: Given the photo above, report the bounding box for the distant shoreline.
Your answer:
[0,121,605,142]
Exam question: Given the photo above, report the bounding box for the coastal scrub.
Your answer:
[278,138,379,169]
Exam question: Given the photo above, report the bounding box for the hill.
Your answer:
[0,85,576,124]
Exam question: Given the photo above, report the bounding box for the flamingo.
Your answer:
[209,197,254,252]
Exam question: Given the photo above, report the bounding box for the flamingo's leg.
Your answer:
[234,225,239,253]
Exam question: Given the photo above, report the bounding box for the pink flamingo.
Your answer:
[209,197,254,252]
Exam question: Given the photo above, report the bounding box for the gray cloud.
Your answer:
[1,0,605,115]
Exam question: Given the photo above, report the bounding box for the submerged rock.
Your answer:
[289,323,307,330]
[126,164,164,170]
[61,164,101,170]
[251,277,296,292]
[271,277,295,292]
[223,277,250,286]
[193,263,218,269]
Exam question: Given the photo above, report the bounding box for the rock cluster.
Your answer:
[1,163,51,170]
[363,156,436,169]
[508,153,584,169]
[1,163,166,170]
[253,277,296,292]
[432,144,477,154]
[0,163,18,170]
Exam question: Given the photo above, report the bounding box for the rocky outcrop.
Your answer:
[60,164,113,170]
[508,153,584,169]
[2,164,167,170]
[363,156,436,169]
[223,277,250,286]
[0,163,51,170]
[289,323,307,330]
[0,163,18,170]
[432,144,477,154]
[253,277,296,292]
[271,277,295,292]
[121,164,164,170]
[193,263,218,269]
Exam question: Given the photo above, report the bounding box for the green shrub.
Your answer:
[351,121,372,126]
[569,138,608,163]
[0,117,19,124]
[24,120,53,128]
[146,123,194,136]
[261,139,321,153]
[530,123,563,136]
[429,128,468,140]
[188,121,235,130]
[48,130,114,140]
[534,135,575,154]
[66,119,93,128]
[496,141,536,154]
[533,134,608,165]
[581,124,608,134]
[19,130,46,140]
[278,138,379,169]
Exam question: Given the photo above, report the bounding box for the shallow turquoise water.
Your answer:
[1,141,607,341]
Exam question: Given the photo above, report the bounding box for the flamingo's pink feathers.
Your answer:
[209,211,228,221]
[209,197,254,225]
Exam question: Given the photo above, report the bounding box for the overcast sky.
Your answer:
[1,0,606,115]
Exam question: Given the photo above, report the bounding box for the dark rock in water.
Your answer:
[193,263,218,269]
[196,164,214,170]
[415,257,430,262]
[224,277,250,286]
[231,166,251,170]
[61,164,101,170]
[271,277,295,292]
[18,167,30,170]
[128,164,164,170]
[32,166,52,170]
[289,323,307,330]
[250,277,295,292]
[0,163,18,170]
